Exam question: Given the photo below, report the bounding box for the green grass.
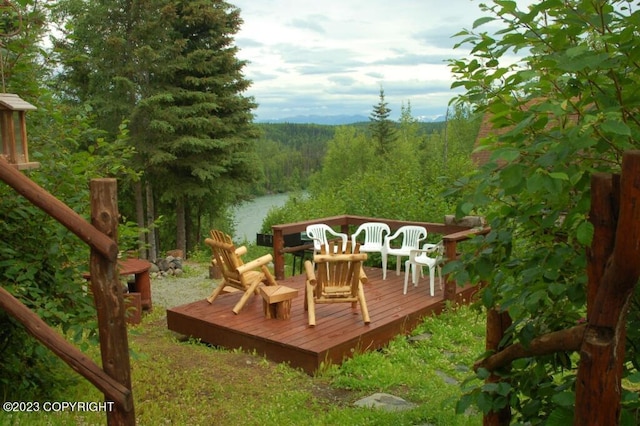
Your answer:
[2,297,485,426]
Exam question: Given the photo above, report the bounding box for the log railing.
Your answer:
[476,152,640,426]
[271,214,488,302]
[0,156,135,425]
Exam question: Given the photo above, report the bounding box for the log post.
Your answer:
[273,227,285,280]
[585,173,618,311]
[483,308,512,426]
[575,151,640,425]
[89,179,135,425]
[443,238,457,302]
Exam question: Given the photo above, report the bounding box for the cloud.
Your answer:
[288,15,329,34]
[231,0,523,121]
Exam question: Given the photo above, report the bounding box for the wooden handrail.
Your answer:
[270,214,487,294]
[0,160,135,425]
[0,287,132,410]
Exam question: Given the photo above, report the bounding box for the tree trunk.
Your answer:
[176,196,186,256]
[575,151,640,425]
[145,180,157,261]
[133,180,146,259]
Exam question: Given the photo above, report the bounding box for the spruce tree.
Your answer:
[369,88,397,155]
[131,0,260,254]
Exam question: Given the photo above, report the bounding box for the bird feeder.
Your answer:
[0,93,38,170]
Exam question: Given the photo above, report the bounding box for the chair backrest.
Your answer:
[306,223,333,252]
[206,230,245,289]
[352,222,390,247]
[396,226,427,250]
[313,241,367,300]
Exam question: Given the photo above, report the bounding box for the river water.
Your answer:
[232,193,291,243]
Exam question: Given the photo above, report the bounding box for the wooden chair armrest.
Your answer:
[236,253,273,275]
[235,246,248,257]
[359,267,368,285]
[260,265,278,286]
[304,260,316,286]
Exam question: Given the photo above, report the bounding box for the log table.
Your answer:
[83,258,153,311]
[118,258,153,310]
[259,285,298,320]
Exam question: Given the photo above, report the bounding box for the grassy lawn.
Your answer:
[3,269,486,425]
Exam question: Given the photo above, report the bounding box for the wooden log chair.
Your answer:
[205,229,277,314]
[303,240,370,327]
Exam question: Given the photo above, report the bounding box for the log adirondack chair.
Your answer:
[303,241,370,327]
[205,229,277,314]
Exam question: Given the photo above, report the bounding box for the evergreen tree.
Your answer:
[398,101,421,145]
[53,0,260,255]
[131,0,260,254]
[369,87,397,155]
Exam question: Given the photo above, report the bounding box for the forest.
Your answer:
[251,120,447,195]
[4,1,640,424]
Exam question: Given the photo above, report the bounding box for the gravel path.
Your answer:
[150,262,219,309]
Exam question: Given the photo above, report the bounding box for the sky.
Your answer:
[230,0,494,122]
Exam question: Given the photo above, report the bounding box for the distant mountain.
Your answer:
[417,115,447,123]
[258,114,369,125]
[257,114,447,125]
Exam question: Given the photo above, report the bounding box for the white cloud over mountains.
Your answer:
[231,0,517,122]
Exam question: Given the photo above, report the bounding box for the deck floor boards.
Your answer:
[167,267,477,374]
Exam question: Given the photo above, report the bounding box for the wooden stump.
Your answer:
[259,285,298,320]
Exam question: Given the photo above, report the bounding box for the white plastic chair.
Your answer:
[381,226,427,279]
[403,241,444,296]
[306,223,348,255]
[350,222,390,256]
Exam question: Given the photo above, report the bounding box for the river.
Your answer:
[232,193,291,243]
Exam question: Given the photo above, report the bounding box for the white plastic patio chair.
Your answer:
[350,222,390,257]
[403,241,444,296]
[306,223,348,255]
[381,225,427,279]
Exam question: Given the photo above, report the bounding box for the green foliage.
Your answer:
[253,123,336,193]
[448,0,640,422]
[0,194,96,401]
[369,87,397,155]
[263,105,477,230]
[251,121,447,198]
[324,304,485,425]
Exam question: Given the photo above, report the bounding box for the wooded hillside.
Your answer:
[253,121,446,194]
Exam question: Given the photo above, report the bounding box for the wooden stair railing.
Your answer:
[0,156,135,425]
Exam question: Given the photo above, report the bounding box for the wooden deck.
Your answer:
[167,267,478,375]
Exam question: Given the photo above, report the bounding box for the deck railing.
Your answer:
[0,156,135,425]
[271,214,489,302]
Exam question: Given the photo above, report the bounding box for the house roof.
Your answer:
[472,99,580,167]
